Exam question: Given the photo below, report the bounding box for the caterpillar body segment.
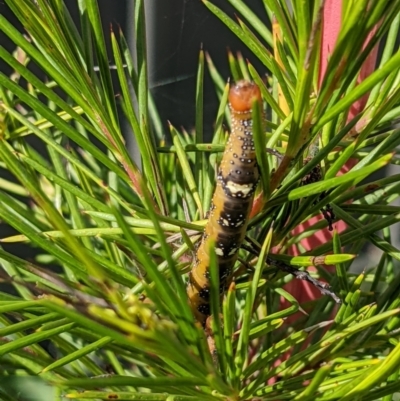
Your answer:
[187,81,262,325]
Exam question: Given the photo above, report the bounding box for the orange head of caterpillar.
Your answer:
[229,80,262,113]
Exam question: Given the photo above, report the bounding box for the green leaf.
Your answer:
[288,153,392,200]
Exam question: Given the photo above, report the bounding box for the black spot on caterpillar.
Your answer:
[187,81,262,325]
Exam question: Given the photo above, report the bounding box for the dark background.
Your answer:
[140,0,268,136]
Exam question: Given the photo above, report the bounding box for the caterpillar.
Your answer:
[187,80,262,325]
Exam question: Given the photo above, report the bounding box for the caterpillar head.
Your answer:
[229,80,262,113]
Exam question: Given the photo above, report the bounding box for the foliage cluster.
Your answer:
[0,0,400,400]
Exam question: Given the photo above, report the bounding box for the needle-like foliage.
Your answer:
[0,0,400,400]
